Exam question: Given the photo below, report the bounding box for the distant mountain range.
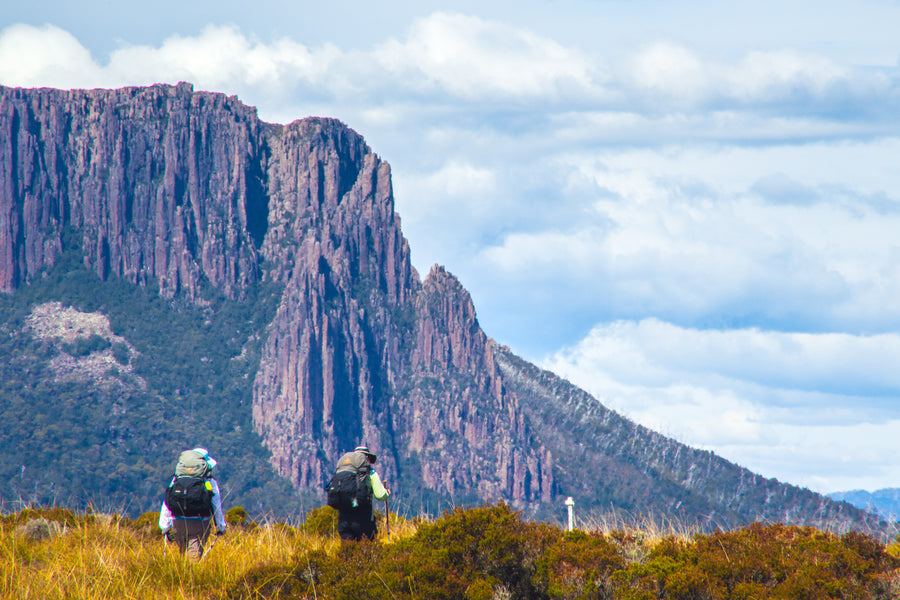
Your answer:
[0,82,890,535]
[829,489,900,522]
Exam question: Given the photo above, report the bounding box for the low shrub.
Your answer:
[130,510,160,529]
[286,503,623,600]
[615,522,900,600]
[395,503,554,599]
[227,505,250,527]
[301,505,338,538]
[0,507,81,528]
[15,518,65,542]
[536,529,626,599]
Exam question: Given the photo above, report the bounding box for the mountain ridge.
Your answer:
[0,82,888,535]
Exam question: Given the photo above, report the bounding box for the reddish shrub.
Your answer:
[616,522,900,600]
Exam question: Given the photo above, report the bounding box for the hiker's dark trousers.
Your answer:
[338,509,376,541]
[172,518,212,560]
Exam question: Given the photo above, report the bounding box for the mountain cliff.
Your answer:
[0,83,884,533]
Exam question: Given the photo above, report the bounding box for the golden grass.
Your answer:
[579,508,700,542]
[0,516,345,599]
[0,508,432,600]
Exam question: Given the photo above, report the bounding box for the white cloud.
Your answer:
[392,159,505,271]
[627,42,710,105]
[729,49,849,100]
[374,12,602,101]
[548,319,900,394]
[2,18,897,124]
[471,140,900,335]
[620,40,890,114]
[424,160,497,198]
[0,24,104,88]
[0,23,345,103]
[107,25,341,92]
[712,418,900,492]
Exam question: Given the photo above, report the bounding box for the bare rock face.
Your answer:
[0,83,265,298]
[397,265,554,503]
[247,117,551,504]
[0,83,549,508]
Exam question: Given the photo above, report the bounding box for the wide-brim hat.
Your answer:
[354,445,377,463]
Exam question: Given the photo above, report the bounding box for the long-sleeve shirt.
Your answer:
[358,469,390,523]
[370,469,390,501]
[158,477,227,533]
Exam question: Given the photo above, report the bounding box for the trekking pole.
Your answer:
[200,533,221,562]
[384,497,391,541]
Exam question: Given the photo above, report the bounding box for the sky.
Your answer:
[3,0,900,495]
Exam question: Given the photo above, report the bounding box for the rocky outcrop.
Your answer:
[24,301,142,388]
[0,83,549,509]
[0,83,882,531]
[247,116,551,503]
[396,265,554,503]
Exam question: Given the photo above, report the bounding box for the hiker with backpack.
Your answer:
[158,447,227,560]
[326,445,391,541]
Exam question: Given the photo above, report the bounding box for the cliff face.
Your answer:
[0,83,880,531]
[0,83,551,509]
[0,82,264,298]
[246,115,552,501]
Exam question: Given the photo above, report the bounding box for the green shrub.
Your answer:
[463,578,495,600]
[3,505,897,600]
[16,518,63,542]
[226,506,250,527]
[301,506,338,538]
[377,503,559,599]
[243,504,558,599]
[62,334,111,357]
[119,511,162,541]
[111,342,130,365]
[132,511,159,526]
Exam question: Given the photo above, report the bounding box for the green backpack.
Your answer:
[174,449,213,478]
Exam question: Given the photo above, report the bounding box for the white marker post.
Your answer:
[565,496,575,531]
